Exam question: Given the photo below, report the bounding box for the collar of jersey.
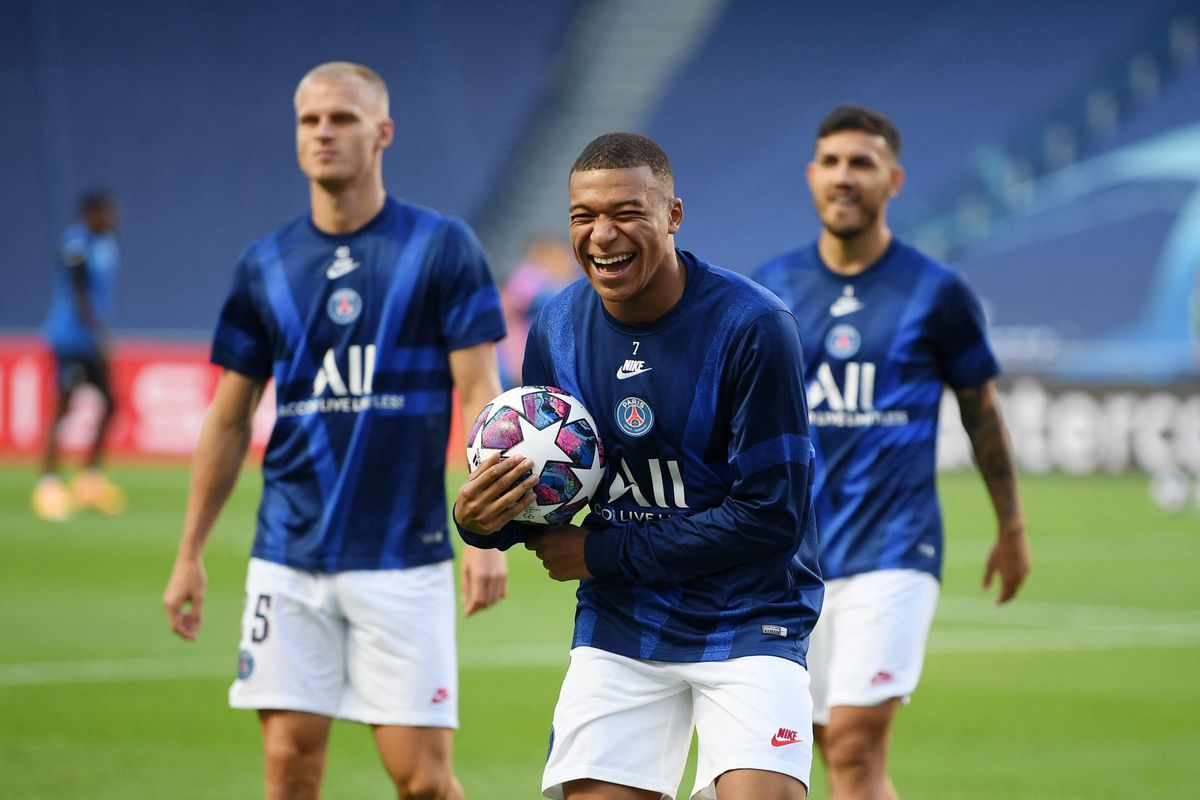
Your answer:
[600,249,707,335]
[813,237,900,283]
[305,195,397,242]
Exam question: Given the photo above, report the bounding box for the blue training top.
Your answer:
[44,222,119,357]
[213,196,505,572]
[462,251,824,665]
[756,239,1000,581]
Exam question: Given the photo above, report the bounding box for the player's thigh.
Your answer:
[259,708,334,759]
[373,725,455,786]
[79,356,114,403]
[335,560,459,727]
[714,768,807,800]
[55,354,86,399]
[819,569,939,717]
[229,559,346,717]
[688,656,813,800]
[544,647,694,800]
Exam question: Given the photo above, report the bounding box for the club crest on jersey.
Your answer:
[237,649,254,680]
[825,323,861,359]
[327,288,362,325]
[615,396,654,437]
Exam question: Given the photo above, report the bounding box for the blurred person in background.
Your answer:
[33,189,126,521]
[755,105,1030,800]
[498,232,576,388]
[162,61,508,800]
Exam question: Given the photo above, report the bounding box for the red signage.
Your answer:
[0,336,464,463]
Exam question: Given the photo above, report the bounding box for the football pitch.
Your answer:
[1,464,1197,799]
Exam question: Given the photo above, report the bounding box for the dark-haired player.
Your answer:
[456,133,824,800]
[34,190,125,521]
[755,105,1030,800]
[162,61,508,800]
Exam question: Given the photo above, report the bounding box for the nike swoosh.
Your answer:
[616,367,652,380]
[829,300,863,318]
[326,262,360,279]
[771,735,803,747]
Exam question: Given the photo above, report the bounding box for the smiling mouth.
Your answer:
[591,253,634,274]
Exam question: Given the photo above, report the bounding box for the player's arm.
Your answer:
[449,341,511,614]
[955,379,1029,604]
[574,310,816,585]
[163,369,265,640]
[63,245,108,350]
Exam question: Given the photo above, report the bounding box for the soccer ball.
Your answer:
[466,385,606,525]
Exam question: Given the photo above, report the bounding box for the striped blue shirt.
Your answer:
[756,239,1000,581]
[213,196,504,571]
[462,252,824,664]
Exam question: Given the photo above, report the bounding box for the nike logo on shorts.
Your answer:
[771,727,804,747]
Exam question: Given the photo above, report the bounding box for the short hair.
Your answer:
[571,132,674,195]
[295,61,389,117]
[817,105,902,157]
[78,190,115,215]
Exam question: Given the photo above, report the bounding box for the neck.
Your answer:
[605,248,686,325]
[817,224,892,276]
[309,177,387,234]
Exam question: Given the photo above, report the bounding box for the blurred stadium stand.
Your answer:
[1,0,580,335]
[2,0,1197,393]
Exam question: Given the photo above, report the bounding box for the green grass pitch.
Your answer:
[1,464,1198,798]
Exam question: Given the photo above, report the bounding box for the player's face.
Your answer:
[85,205,118,234]
[295,78,393,191]
[807,130,904,240]
[568,166,684,323]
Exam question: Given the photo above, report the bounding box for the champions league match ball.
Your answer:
[466,385,606,525]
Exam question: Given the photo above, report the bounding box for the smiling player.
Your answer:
[455,132,824,800]
[755,105,1030,800]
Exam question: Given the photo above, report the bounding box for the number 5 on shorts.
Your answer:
[251,593,271,643]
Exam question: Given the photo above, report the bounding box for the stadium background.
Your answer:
[1,0,1198,797]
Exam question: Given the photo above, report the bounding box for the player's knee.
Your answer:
[822,726,885,775]
[391,762,456,800]
[263,736,325,780]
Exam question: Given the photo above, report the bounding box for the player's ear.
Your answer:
[889,163,905,198]
[667,197,683,234]
[377,118,395,150]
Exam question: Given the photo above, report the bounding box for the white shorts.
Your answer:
[806,568,939,726]
[543,647,813,800]
[228,557,458,728]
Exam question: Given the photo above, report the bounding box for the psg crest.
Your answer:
[825,323,861,359]
[327,288,363,325]
[615,396,654,437]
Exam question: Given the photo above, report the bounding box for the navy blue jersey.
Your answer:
[755,240,1000,581]
[462,252,823,664]
[213,196,504,572]
[44,222,118,356]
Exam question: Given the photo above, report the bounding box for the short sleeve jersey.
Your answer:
[213,197,505,572]
[44,222,119,356]
[463,252,824,665]
[755,239,1000,581]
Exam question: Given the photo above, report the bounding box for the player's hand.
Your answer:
[983,525,1029,605]
[454,452,538,535]
[525,525,592,581]
[460,545,508,615]
[163,555,207,641]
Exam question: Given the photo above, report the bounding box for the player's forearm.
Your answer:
[178,406,254,558]
[588,465,812,583]
[957,383,1025,536]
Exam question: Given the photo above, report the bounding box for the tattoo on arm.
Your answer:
[956,382,1024,535]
